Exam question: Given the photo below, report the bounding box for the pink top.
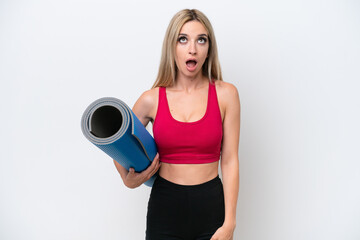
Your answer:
[153,81,223,164]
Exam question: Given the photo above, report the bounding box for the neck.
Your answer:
[174,73,209,92]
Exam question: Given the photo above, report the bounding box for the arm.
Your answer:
[221,83,240,228]
[113,88,161,188]
[211,82,240,240]
[113,154,160,189]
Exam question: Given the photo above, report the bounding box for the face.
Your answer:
[175,20,209,79]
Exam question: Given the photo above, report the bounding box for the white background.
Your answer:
[1,0,359,239]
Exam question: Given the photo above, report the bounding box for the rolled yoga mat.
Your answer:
[81,97,158,187]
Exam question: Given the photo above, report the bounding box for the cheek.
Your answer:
[200,45,209,56]
[200,47,209,62]
[174,56,183,70]
[175,48,186,65]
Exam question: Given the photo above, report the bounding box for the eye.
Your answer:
[198,37,207,44]
[178,36,187,43]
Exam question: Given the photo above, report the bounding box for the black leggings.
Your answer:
[146,175,225,240]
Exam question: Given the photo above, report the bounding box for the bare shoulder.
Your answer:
[136,87,159,108]
[214,80,240,104]
[133,87,159,125]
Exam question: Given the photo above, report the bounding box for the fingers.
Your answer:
[142,153,161,180]
[148,153,160,170]
[149,154,161,175]
[152,153,159,162]
[127,153,161,185]
[150,156,161,176]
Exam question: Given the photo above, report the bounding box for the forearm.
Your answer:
[221,157,239,227]
[113,159,128,181]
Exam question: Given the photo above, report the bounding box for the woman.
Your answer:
[114,9,240,240]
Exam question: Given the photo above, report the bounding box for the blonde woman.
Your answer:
[114,9,240,240]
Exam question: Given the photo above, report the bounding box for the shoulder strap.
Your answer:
[156,86,168,118]
[208,81,221,119]
[158,86,165,106]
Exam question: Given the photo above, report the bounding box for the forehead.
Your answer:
[179,20,208,35]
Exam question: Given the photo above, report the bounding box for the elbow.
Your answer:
[221,154,239,165]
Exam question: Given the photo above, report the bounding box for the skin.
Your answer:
[113,20,240,240]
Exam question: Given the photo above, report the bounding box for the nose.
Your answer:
[188,41,197,55]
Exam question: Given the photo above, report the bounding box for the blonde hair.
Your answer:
[152,9,222,88]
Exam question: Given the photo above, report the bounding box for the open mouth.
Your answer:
[186,59,198,71]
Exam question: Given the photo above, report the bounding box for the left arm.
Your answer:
[211,82,241,240]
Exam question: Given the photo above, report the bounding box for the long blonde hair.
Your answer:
[152,9,222,88]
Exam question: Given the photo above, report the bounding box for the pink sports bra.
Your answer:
[153,81,223,164]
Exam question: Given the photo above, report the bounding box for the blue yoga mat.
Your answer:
[81,97,158,187]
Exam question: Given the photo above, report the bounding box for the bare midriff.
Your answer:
[159,161,219,185]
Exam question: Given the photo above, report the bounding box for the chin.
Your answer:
[185,70,202,78]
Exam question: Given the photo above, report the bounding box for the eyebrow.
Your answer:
[178,33,208,37]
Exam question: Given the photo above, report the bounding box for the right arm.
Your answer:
[113,88,161,189]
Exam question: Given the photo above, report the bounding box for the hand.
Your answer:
[123,153,161,189]
[210,223,235,240]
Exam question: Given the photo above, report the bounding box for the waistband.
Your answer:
[155,174,221,190]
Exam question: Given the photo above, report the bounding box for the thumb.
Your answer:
[129,168,135,174]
